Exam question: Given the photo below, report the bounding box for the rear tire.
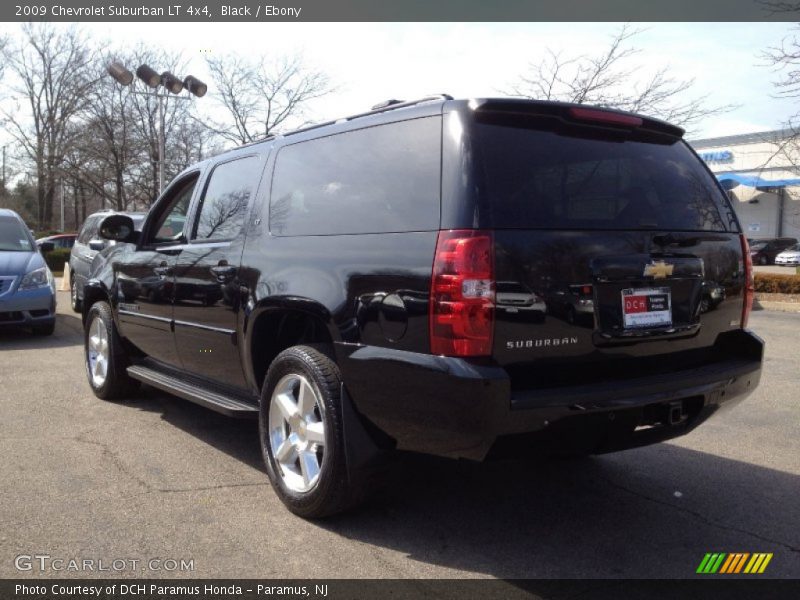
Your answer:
[260,345,359,518]
[84,301,139,400]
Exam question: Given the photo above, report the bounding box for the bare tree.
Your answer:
[205,53,332,144]
[505,25,732,133]
[2,24,100,229]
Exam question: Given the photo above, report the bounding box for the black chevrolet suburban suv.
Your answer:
[82,97,763,518]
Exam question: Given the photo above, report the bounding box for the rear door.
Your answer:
[172,154,263,389]
[462,108,746,389]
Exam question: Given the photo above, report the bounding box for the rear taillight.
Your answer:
[740,234,755,328]
[430,229,495,356]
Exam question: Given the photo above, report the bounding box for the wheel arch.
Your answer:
[245,302,338,394]
[81,279,112,324]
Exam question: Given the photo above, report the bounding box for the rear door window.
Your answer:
[269,117,441,236]
[474,121,727,232]
[192,156,259,241]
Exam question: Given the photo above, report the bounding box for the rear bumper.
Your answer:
[336,329,764,460]
[0,286,56,328]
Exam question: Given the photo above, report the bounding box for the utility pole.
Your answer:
[60,178,65,232]
[2,146,6,194]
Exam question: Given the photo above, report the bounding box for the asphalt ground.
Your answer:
[0,290,798,580]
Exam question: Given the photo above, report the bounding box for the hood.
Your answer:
[0,251,43,276]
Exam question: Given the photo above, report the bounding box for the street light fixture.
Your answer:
[107,61,133,86]
[183,75,207,98]
[106,61,207,195]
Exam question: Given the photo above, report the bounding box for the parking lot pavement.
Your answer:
[0,290,798,580]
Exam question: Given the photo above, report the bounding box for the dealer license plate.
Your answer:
[621,287,672,329]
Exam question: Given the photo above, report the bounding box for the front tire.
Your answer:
[70,279,82,312]
[84,301,139,400]
[260,345,355,518]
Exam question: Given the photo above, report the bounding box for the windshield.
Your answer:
[474,120,727,232]
[750,242,767,250]
[0,216,33,252]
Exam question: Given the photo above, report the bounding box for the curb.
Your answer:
[753,300,800,313]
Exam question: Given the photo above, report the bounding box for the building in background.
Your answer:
[691,129,800,240]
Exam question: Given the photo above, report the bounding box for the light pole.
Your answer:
[107,61,207,196]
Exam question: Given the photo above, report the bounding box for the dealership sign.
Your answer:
[698,150,734,163]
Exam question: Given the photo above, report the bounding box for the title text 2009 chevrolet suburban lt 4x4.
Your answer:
[82,97,763,518]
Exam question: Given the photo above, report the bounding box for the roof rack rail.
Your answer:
[348,94,453,121]
[237,94,453,147]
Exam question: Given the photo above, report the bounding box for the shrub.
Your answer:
[42,247,71,273]
[754,273,800,294]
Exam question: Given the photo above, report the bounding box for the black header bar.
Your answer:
[4,0,800,22]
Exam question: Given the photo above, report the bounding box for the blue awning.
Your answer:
[717,173,800,190]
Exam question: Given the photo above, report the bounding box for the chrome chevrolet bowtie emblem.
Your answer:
[643,260,674,279]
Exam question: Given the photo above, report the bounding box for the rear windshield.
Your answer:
[0,216,33,252]
[474,122,727,231]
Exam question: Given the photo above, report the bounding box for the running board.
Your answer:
[127,365,259,418]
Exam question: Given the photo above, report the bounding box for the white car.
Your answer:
[496,281,547,318]
[775,244,800,266]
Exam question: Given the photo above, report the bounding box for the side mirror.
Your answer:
[39,241,55,253]
[98,214,136,243]
[88,240,106,251]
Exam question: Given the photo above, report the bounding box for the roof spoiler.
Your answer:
[470,99,685,140]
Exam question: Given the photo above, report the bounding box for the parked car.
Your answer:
[0,209,56,335]
[36,233,78,250]
[69,211,145,312]
[495,281,546,320]
[748,237,798,265]
[774,243,800,266]
[545,283,595,325]
[80,97,763,518]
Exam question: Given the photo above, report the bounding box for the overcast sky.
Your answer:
[2,21,799,140]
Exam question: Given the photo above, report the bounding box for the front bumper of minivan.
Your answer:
[336,329,764,461]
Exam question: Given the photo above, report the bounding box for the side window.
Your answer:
[192,156,259,241]
[78,217,98,244]
[270,117,441,236]
[144,174,199,245]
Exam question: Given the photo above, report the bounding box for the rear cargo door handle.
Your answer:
[210,264,236,283]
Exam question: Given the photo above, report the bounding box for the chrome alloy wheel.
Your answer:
[268,374,326,493]
[87,315,109,387]
[71,281,78,309]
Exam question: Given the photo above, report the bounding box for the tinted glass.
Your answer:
[193,156,259,240]
[474,122,727,231]
[0,216,33,252]
[270,117,441,236]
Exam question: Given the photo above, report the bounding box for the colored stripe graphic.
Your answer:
[744,553,774,574]
[697,553,727,573]
[720,553,749,573]
[719,554,736,574]
[699,552,773,574]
